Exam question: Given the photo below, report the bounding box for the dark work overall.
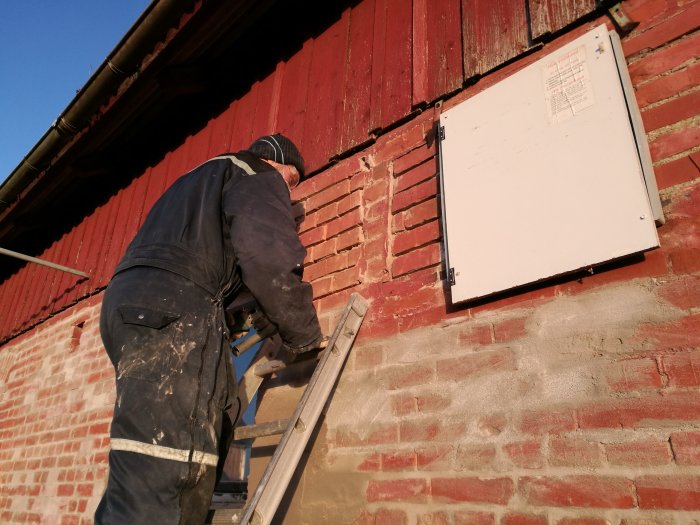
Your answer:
[95,267,238,525]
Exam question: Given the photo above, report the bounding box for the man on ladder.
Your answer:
[95,135,326,525]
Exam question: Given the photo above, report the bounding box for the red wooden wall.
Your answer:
[0,0,599,343]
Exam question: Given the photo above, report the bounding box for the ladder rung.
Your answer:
[234,419,289,441]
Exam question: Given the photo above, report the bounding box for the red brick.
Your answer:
[374,122,428,165]
[634,62,700,107]
[671,431,700,465]
[358,453,381,471]
[399,417,465,443]
[518,409,577,435]
[623,2,700,56]
[416,445,453,471]
[458,324,493,346]
[577,392,700,429]
[393,221,441,256]
[393,143,436,175]
[477,413,507,436]
[336,228,363,252]
[330,266,361,293]
[367,478,429,502]
[382,450,417,471]
[431,476,514,504]
[354,345,384,370]
[306,179,351,212]
[642,90,700,132]
[658,275,700,309]
[557,519,609,525]
[628,32,700,84]
[493,317,528,343]
[548,437,603,468]
[76,484,92,497]
[315,201,340,226]
[437,348,517,381]
[502,513,547,525]
[649,122,700,163]
[88,423,109,436]
[552,249,668,297]
[393,198,440,232]
[662,350,700,387]
[325,208,362,238]
[604,440,672,467]
[605,358,663,392]
[454,511,495,525]
[390,393,417,416]
[383,364,435,390]
[354,509,408,525]
[635,314,700,350]
[311,275,333,299]
[636,475,700,510]
[306,255,342,282]
[669,247,700,274]
[391,243,441,277]
[56,484,74,497]
[454,443,497,471]
[395,160,436,194]
[417,512,449,525]
[363,178,391,203]
[654,154,700,190]
[391,178,438,214]
[503,441,544,469]
[415,393,450,414]
[519,476,636,508]
[619,519,672,525]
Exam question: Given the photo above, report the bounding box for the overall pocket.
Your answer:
[114,305,181,382]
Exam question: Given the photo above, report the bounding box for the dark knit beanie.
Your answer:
[248,134,305,177]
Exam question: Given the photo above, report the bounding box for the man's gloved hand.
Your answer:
[284,335,329,357]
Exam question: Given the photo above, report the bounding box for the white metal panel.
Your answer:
[439,25,659,303]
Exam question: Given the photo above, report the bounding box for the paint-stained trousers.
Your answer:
[95,267,238,525]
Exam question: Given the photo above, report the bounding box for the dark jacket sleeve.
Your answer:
[222,168,322,351]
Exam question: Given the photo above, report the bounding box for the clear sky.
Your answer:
[0,1,151,185]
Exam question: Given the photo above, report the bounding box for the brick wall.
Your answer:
[0,1,698,523]
[0,295,113,524]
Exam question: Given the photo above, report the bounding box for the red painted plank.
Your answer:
[0,278,16,339]
[229,89,258,152]
[303,10,351,172]
[413,0,463,106]
[165,141,192,188]
[208,104,236,157]
[38,235,69,328]
[12,263,35,336]
[116,171,149,271]
[142,163,169,219]
[2,261,30,338]
[84,197,115,290]
[99,188,130,281]
[71,200,100,299]
[53,222,85,311]
[277,40,313,149]
[529,0,597,40]
[249,68,281,141]
[370,0,413,132]
[338,0,375,155]
[189,125,214,168]
[462,0,530,78]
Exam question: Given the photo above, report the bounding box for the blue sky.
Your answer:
[0,1,151,185]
